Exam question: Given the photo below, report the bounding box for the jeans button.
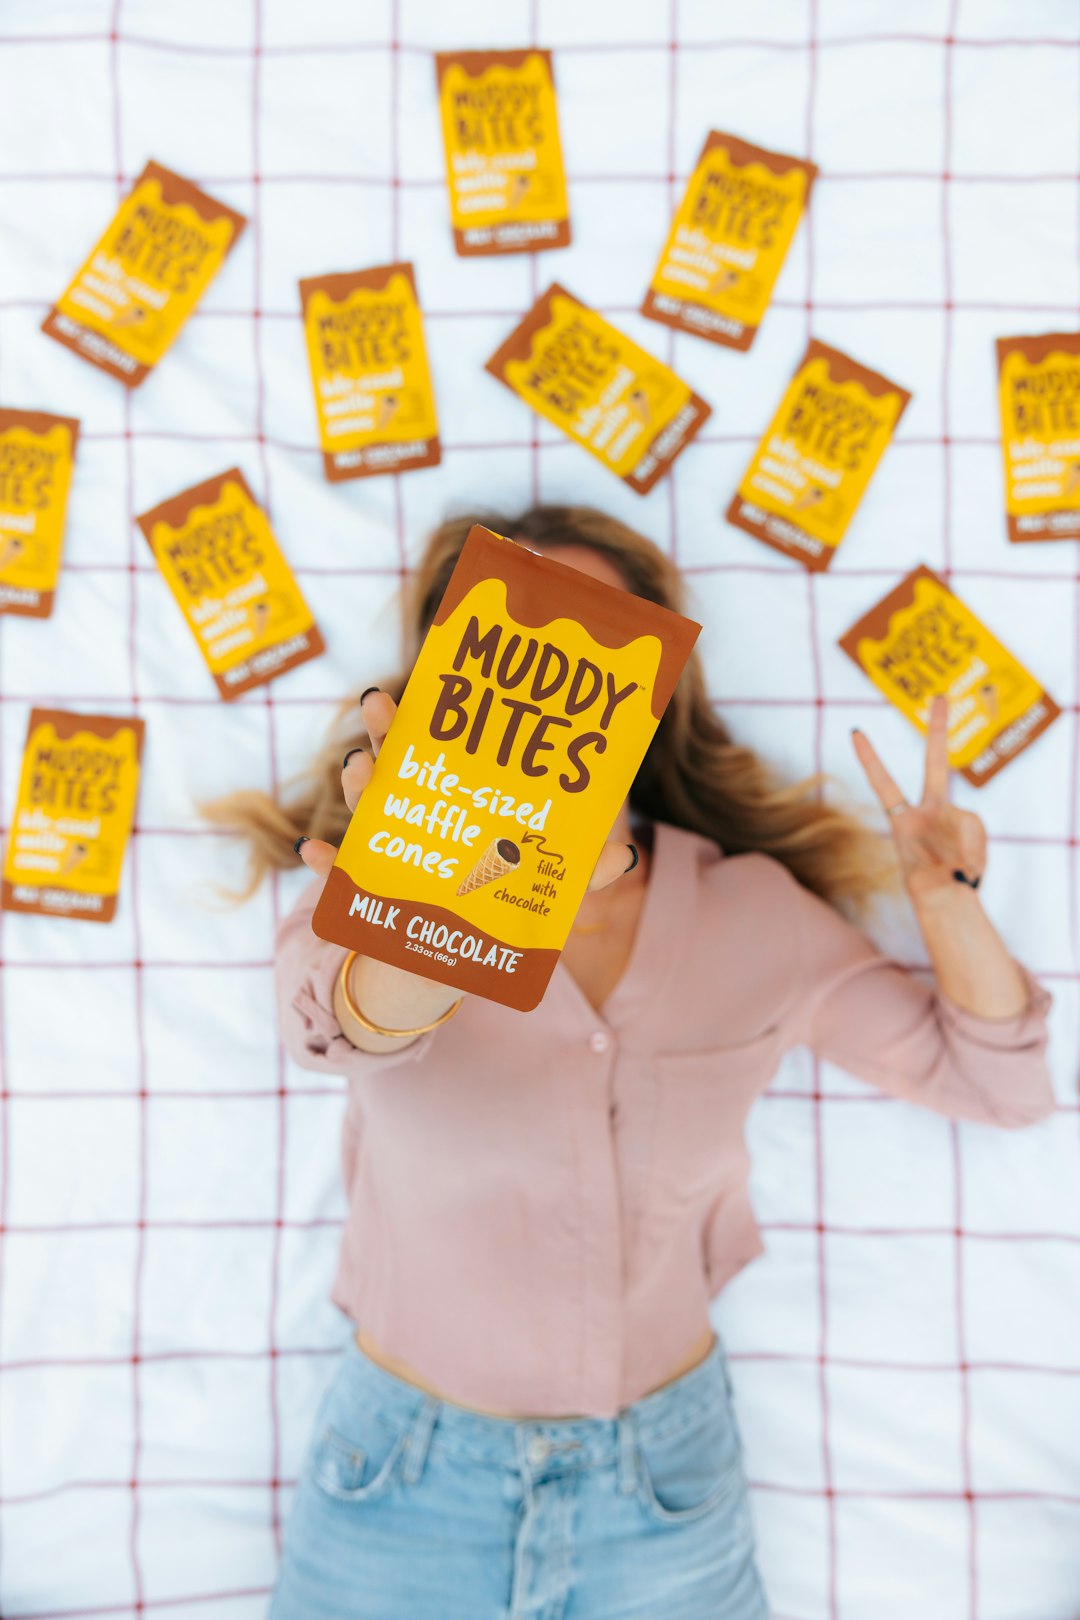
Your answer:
[526,1435,549,1465]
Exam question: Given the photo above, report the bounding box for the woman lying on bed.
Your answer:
[209,504,1055,1620]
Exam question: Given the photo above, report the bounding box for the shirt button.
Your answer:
[527,1435,549,1465]
[589,1030,611,1054]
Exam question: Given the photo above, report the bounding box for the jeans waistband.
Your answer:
[337,1332,729,1470]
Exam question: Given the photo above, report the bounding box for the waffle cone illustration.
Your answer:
[794,485,825,512]
[977,682,1000,723]
[0,535,25,569]
[1063,461,1080,495]
[61,840,90,874]
[456,836,520,896]
[708,266,740,295]
[508,173,531,208]
[113,304,147,329]
[376,394,400,431]
[250,599,271,636]
[627,387,652,427]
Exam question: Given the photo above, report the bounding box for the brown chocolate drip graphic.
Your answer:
[136,466,255,541]
[432,526,701,723]
[25,707,146,753]
[699,130,820,189]
[299,262,417,319]
[435,47,554,89]
[802,339,912,403]
[996,332,1080,370]
[140,160,247,239]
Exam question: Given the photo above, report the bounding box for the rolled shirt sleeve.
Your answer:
[765,857,1057,1129]
[274,876,438,1079]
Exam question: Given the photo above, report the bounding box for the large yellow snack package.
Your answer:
[839,565,1060,787]
[435,48,571,257]
[642,131,818,352]
[726,339,911,571]
[996,332,1080,542]
[2,709,145,922]
[43,161,245,387]
[312,525,700,1010]
[0,408,79,619]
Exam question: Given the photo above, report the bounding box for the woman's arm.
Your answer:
[769,694,1056,1128]
[770,856,1055,1128]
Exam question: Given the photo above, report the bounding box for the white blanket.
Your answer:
[1,2,1077,1615]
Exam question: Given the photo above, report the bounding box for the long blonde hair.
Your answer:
[202,505,900,914]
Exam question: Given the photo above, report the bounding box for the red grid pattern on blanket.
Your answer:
[0,4,1078,1617]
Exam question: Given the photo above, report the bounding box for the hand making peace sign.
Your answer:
[851,694,986,905]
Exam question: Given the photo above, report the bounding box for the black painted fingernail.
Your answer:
[293,835,310,856]
[952,868,978,888]
[342,747,366,769]
[359,686,380,704]
[624,843,639,873]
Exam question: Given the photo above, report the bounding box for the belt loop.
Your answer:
[616,1410,638,1496]
[402,1396,439,1486]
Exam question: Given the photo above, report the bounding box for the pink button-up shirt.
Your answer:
[275,819,1056,1419]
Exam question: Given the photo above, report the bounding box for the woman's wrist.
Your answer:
[333,951,463,1053]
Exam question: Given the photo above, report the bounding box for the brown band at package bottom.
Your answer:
[316,864,558,1012]
[1,878,118,923]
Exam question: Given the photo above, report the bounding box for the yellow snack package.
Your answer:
[839,565,1060,787]
[642,131,818,351]
[136,468,324,700]
[435,48,571,256]
[726,339,911,571]
[997,332,1080,542]
[2,709,145,922]
[485,284,711,494]
[42,160,246,386]
[299,263,441,482]
[0,408,79,619]
[312,524,700,1010]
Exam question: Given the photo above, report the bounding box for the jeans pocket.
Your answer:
[633,1395,743,1526]
[310,1413,411,1504]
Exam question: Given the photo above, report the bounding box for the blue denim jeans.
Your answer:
[268,1332,770,1619]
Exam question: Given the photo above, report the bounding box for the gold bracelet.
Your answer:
[336,950,463,1039]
